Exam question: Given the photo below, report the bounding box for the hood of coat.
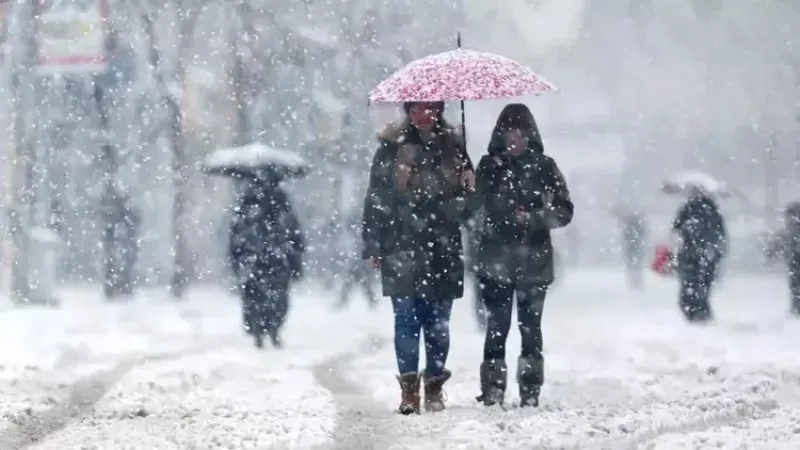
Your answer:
[487,104,544,156]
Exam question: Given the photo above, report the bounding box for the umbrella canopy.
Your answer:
[369,48,557,103]
[661,171,732,198]
[203,143,310,179]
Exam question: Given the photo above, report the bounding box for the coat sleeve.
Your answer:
[476,155,515,223]
[286,207,305,255]
[672,203,690,232]
[285,207,305,279]
[362,142,394,259]
[527,157,574,230]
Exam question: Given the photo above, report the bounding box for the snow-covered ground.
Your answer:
[0,270,798,449]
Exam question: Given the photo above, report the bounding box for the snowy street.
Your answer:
[1,270,799,449]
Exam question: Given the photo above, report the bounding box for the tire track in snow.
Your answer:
[311,335,402,450]
[589,397,780,450]
[0,356,138,449]
[0,342,241,449]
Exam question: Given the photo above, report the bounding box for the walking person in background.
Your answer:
[618,209,647,290]
[766,201,800,315]
[229,173,305,349]
[103,192,141,301]
[671,187,727,323]
[337,210,379,310]
[473,104,574,408]
[362,100,475,415]
[464,211,487,330]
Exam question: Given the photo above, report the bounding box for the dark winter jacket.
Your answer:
[475,146,574,286]
[362,119,473,299]
[229,184,305,284]
[672,193,727,267]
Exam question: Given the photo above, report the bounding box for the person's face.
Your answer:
[408,102,441,132]
[504,128,529,155]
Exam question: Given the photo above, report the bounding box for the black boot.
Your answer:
[267,327,283,349]
[517,356,543,408]
[254,334,264,349]
[476,359,507,407]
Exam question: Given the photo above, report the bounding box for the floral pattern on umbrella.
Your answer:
[369,48,557,103]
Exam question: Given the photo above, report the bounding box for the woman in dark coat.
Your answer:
[229,174,305,349]
[671,188,727,323]
[474,104,574,408]
[362,101,475,415]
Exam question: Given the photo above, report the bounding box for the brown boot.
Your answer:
[396,372,421,415]
[423,369,451,413]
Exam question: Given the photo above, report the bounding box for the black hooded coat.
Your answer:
[474,105,574,286]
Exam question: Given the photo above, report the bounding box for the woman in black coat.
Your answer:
[362,101,475,415]
[474,103,574,408]
[229,174,305,349]
[671,189,727,322]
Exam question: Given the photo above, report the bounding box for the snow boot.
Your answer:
[396,372,421,415]
[423,369,451,413]
[476,359,507,407]
[517,356,543,408]
[254,334,264,349]
[267,328,284,349]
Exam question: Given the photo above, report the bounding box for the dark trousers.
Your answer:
[242,277,290,337]
[624,246,644,289]
[391,296,453,376]
[678,256,719,322]
[480,277,547,361]
[466,273,487,330]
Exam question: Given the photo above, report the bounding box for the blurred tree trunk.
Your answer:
[141,1,207,298]
[8,0,36,304]
[230,1,253,147]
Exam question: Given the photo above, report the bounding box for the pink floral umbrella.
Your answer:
[369,48,557,103]
[368,34,557,164]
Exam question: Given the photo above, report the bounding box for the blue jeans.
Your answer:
[391,296,453,376]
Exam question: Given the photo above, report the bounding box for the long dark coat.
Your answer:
[671,192,727,275]
[362,120,473,300]
[475,141,573,286]
[229,183,305,287]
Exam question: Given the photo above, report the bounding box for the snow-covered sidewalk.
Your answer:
[330,271,800,449]
[0,283,383,449]
[1,271,799,449]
